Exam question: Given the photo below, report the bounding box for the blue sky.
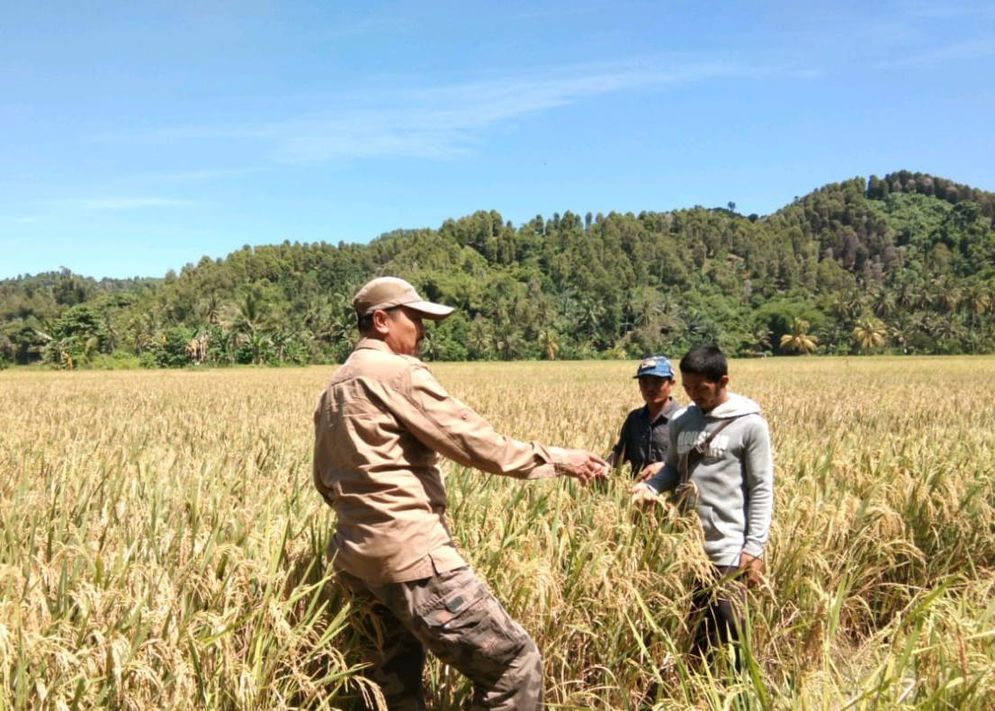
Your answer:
[2,1,994,279]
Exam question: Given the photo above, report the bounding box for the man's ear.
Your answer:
[371,309,391,336]
[719,374,730,389]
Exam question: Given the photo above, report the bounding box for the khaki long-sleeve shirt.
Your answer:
[313,338,568,583]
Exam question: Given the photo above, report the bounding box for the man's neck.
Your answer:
[701,392,730,414]
[647,399,668,420]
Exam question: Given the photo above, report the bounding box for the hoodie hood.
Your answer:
[701,392,761,419]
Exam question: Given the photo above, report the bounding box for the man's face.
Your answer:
[638,376,673,409]
[681,372,729,412]
[383,306,425,356]
[384,306,425,356]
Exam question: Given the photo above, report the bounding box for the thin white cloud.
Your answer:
[307,15,412,40]
[875,37,995,69]
[510,3,619,21]
[145,167,259,182]
[783,68,826,80]
[900,1,995,20]
[80,197,200,211]
[135,58,759,164]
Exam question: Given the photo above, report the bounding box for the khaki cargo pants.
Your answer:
[338,566,543,711]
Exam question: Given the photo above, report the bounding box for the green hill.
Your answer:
[2,171,993,368]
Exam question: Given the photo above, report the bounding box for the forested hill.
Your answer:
[2,170,993,368]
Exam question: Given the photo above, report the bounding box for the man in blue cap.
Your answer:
[608,355,683,478]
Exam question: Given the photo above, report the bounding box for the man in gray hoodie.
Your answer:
[631,344,773,663]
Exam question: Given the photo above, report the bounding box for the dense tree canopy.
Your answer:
[2,172,993,369]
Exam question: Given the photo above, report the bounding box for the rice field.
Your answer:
[1,356,993,709]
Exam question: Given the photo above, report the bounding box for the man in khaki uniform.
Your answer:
[313,276,608,711]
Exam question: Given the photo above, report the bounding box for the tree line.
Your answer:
[1,171,993,369]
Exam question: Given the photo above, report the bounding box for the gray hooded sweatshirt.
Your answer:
[645,392,773,566]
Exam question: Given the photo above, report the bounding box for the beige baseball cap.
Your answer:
[352,276,455,320]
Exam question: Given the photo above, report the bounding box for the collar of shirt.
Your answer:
[643,397,680,424]
[355,337,394,354]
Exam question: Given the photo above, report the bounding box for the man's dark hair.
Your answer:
[679,345,727,382]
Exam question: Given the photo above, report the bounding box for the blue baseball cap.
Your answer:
[633,355,675,379]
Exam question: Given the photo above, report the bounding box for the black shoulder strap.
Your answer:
[679,417,739,486]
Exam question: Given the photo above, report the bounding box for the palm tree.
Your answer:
[872,290,897,319]
[538,328,560,360]
[626,287,666,330]
[752,326,772,354]
[197,293,223,326]
[933,313,967,344]
[303,293,355,356]
[939,284,963,314]
[896,278,925,311]
[779,318,818,354]
[965,283,991,326]
[81,335,99,364]
[853,317,888,353]
[239,330,272,365]
[493,322,524,360]
[101,310,119,352]
[833,291,864,323]
[213,327,237,365]
[577,297,605,340]
[467,318,494,360]
[234,290,263,334]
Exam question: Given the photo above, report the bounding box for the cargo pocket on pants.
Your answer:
[414,571,527,676]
